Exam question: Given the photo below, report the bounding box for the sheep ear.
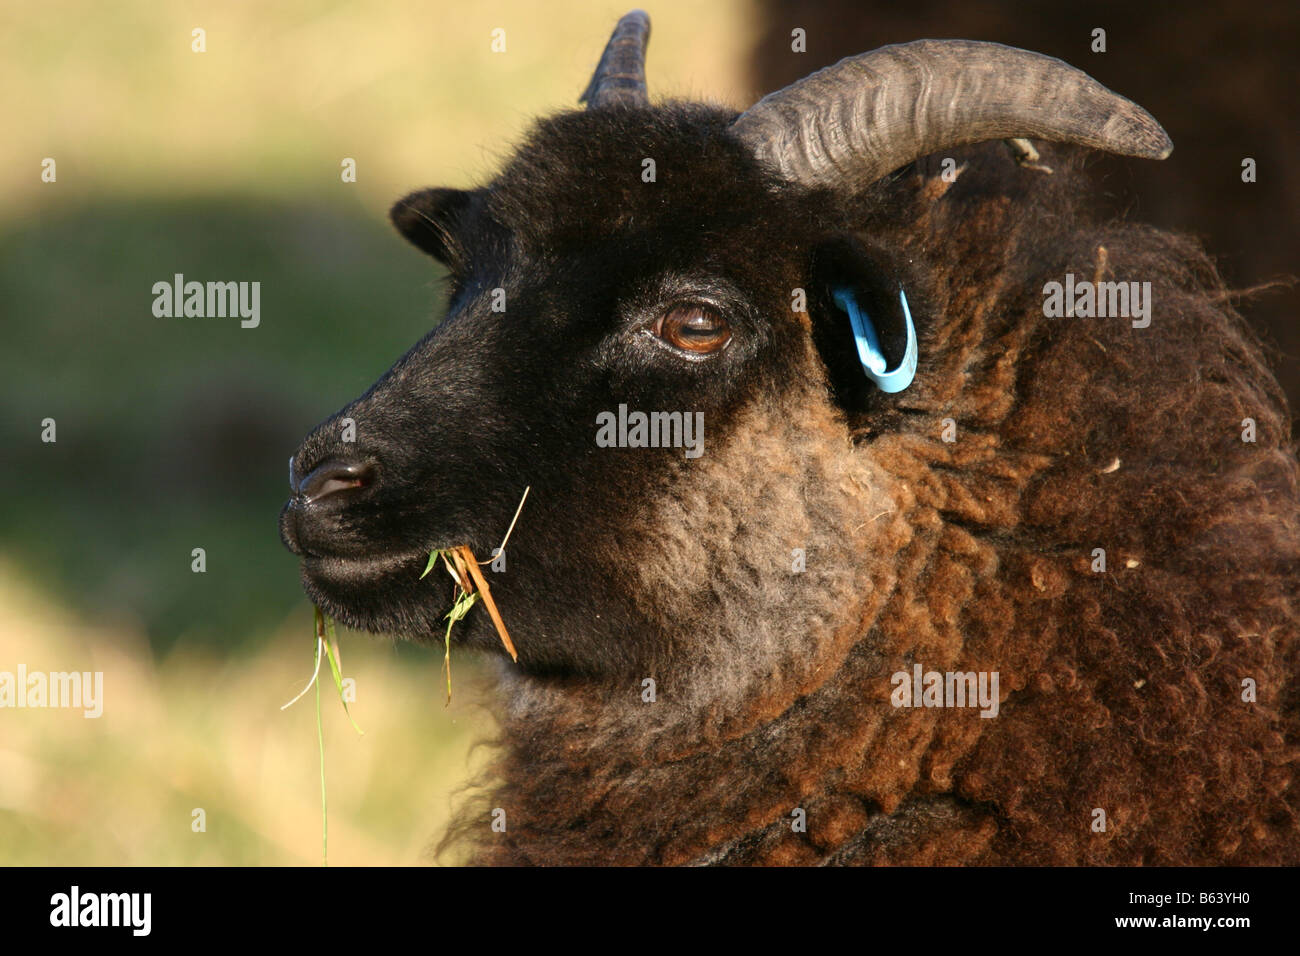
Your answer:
[809,236,921,408]
[389,187,473,266]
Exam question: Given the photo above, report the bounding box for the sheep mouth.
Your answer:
[297,547,469,639]
[301,549,426,577]
[299,548,426,610]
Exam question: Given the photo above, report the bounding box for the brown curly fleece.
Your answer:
[441,142,1299,865]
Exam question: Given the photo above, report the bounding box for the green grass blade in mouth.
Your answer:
[282,607,365,865]
[419,549,440,580]
[319,610,363,736]
[315,634,327,867]
[440,589,480,705]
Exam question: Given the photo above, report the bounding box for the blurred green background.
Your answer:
[0,0,753,865]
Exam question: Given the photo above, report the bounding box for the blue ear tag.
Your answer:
[832,286,917,393]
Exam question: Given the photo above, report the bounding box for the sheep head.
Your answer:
[279,11,1172,682]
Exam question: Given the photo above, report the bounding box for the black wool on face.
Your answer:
[283,104,880,677]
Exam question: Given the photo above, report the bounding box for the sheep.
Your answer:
[279,10,1300,865]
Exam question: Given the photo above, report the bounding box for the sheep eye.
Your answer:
[651,305,731,355]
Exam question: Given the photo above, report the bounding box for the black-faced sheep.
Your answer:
[279,11,1300,864]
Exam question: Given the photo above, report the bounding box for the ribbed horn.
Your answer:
[730,39,1172,190]
[580,10,652,109]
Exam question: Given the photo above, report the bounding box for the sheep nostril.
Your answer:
[298,459,376,503]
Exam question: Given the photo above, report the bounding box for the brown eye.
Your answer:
[652,305,731,355]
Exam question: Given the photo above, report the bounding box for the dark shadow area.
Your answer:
[751,0,1299,414]
[0,198,447,652]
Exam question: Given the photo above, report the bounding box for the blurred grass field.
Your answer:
[0,558,488,865]
[0,0,752,865]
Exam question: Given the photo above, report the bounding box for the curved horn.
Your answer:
[730,40,1172,189]
[580,10,651,109]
